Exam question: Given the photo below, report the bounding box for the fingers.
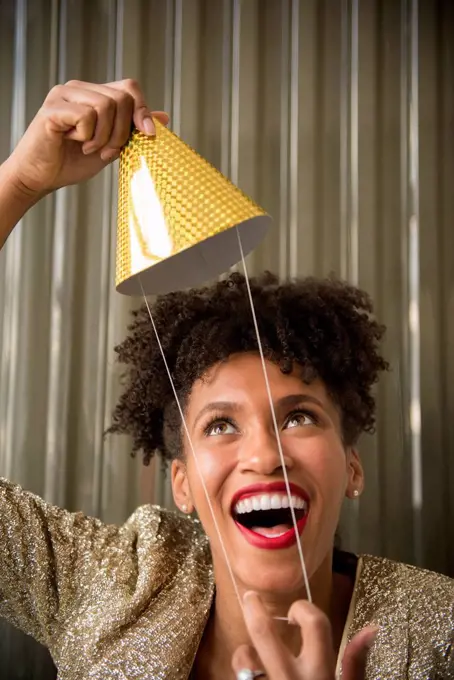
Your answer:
[241,594,375,680]
[67,82,135,159]
[44,79,170,160]
[232,644,264,678]
[287,600,335,679]
[41,100,98,142]
[243,592,295,678]
[149,110,170,126]
[107,79,169,134]
[341,626,378,680]
[48,84,118,154]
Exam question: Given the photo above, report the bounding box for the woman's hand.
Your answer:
[6,79,169,198]
[232,592,377,680]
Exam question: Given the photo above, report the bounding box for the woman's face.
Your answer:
[171,353,363,595]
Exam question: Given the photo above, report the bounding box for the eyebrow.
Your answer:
[193,393,325,429]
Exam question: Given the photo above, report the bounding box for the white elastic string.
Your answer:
[139,255,310,619]
[235,226,312,604]
[139,277,244,615]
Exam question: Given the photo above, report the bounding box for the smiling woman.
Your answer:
[173,354,357,596]
[117,280,360,571]
[108,273,378,603]
[105,271,452,679]
[0,78,453,680]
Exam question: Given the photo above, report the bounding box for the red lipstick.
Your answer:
[231,481,309,551]
[234,517,308,550]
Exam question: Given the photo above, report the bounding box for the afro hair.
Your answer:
[108,272,388,465]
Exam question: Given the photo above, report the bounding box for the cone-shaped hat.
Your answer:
[116,120,271,296]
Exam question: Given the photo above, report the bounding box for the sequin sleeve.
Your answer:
[344,555,454,678]
[0,477,137,649]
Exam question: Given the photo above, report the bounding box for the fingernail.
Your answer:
[101,148,120,163]
[143,116,155,136]
[243,591,259,605]
[365,626,379,649]
[82,143,97,155]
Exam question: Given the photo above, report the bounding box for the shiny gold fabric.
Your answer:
[0,477,453,679]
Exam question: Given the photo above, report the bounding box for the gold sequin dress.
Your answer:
[0,478,453,679]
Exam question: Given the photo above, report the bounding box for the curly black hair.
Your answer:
[108,272,389,465]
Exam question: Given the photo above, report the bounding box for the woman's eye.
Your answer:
[284,411,316,429]
[206,420,236,436]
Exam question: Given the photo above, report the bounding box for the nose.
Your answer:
[238,429,293,476]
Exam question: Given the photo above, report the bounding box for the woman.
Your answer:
[0,80,453,680]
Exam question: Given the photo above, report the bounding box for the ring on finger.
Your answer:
[236,670,267,680]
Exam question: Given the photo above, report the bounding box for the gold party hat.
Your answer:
[116,120,271,296]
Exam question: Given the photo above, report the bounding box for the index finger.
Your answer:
[243,592,295,678]
[288,600,335,676]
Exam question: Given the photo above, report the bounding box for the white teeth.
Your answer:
[243,498,253,513]
[260,495,271,511]
[234,492,308,515]
[252,496,261,511]
[270,494,281,509]
[293,495,303,509]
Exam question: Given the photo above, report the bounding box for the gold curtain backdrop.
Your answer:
[1,0,454,588]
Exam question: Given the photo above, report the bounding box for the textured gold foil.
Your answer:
[0,477,453,679]
[116,122,269,295]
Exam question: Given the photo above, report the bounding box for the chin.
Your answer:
[236,560,310,595]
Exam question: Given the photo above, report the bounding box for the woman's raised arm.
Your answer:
[0,78,168,249]
[0,79,169,656]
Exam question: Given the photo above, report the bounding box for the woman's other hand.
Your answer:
[232,592,377,680]
[6,79,169,197]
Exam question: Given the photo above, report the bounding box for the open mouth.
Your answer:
[231,483,309,550]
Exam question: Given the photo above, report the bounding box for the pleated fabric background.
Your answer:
[0,0,453,677]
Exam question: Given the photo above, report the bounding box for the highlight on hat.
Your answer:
[116,120,271,296]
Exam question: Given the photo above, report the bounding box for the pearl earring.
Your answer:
[353,489,359,498]
[181,504,188,513]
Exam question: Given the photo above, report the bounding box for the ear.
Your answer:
[171,459,194,514]
[345,448,364,499]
